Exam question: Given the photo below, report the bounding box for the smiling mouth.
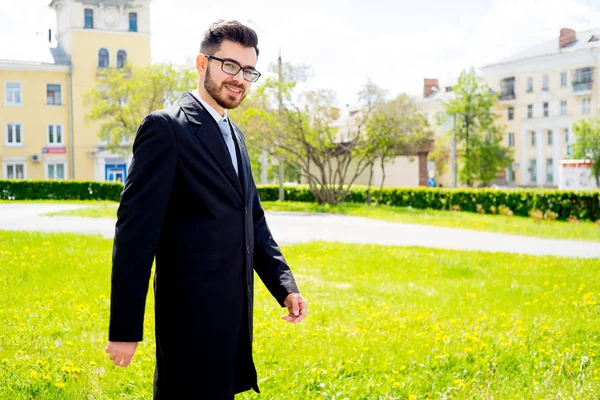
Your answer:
[224,85,243,96]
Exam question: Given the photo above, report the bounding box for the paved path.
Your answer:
[0,203,599,258]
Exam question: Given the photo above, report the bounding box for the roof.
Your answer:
[0,32,69,67]
[482,27,600,69]
[415,87,457,105]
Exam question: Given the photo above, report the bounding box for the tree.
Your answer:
[364,93,432,202]
[439,69,513,187]
[84,63,196,156]
[572,116,600,186]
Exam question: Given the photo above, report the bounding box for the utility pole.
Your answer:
[277,49,285,201]
[452,114,457,188]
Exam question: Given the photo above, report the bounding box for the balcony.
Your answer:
[499,89,516,101]
[572,67,593,95]
[499,77,516,102]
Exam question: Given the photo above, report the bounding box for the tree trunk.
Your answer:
[377,156,387,204]
[366,162,374,204]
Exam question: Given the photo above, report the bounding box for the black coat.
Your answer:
[109,92,299,399]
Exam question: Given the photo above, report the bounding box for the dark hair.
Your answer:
[200,20,259,57]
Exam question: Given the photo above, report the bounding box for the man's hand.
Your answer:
[282,292,307,323]
[105,341,138,367]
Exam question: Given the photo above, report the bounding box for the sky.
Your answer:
[4,0,600,106]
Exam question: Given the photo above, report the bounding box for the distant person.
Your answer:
[105,20,307,399]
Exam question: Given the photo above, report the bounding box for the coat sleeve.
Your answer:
[251,178,299,307]
[109,112,178,342]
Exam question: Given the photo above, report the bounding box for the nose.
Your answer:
[231,68,244,84]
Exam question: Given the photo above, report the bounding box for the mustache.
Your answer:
[222,82,245,91]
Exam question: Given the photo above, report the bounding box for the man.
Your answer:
[105,20,307,399]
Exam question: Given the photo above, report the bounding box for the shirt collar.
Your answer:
[190,90,228,124]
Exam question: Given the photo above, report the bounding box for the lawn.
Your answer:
[1,230,600,398]
[41,200,600,242]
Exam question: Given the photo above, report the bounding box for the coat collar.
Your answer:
[178,92,247,202]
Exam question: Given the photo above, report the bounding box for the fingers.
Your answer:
[105,342,137,368]
[282,294,307,324]
[290,293,300,317]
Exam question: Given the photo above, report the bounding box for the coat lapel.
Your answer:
[178,92,243,200]
[230,121,251,205]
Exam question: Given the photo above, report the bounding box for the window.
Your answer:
[48,124,63,145]
[4,163,25,179]
[547,130,553,146]
[560,71,567,87]
[527,104,533,118]
[6,124,22,146]
[47,162,65,180]
[508,107,514,120]
[508,132,515,147]
[5,82,21,104]
[46,84,61,105]
[98,48,109,68]
[531,131,536,147]
[530,159,537,182]
[560,100,567,115]
[129,12,137,32]
[564,128,569,144]
[543,102,549,117]
[117,50,127,68]
[84,9,93,29]
[546,159,553,182]
[508,166,515,182]
[527,77,533,92]
[542,74,549,90]
[582,97,591,114]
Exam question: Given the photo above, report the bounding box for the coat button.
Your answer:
[245,207,248,215]
[247,285,251,292]
[246,246,250,254]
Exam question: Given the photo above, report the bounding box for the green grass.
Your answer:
[39,200,600,243]
[43,202,119,219]
[1,231,600,398]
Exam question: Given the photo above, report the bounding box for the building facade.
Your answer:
[0,0,151,182]
[481,28,598,187]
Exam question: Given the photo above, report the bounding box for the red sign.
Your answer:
[42,147,67,154]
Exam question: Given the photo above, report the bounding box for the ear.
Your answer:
[196,54,207,74]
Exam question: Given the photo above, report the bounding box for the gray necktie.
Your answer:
[218,119,238,176]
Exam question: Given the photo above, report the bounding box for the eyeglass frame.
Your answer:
[203,54,262,82]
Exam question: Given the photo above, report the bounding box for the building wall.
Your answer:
[415,96,453,187]
[0,68,69,179]
[69,29,150,180]
[484,50,599,187]
[1,0,152,182]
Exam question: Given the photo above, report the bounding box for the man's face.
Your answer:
[202,40,258,110]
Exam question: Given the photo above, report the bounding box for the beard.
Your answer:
[204,64,247,110]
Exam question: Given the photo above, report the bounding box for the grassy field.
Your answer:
[1,230,600,399]
[41,200,600,242]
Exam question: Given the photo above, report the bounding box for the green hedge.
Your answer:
[0,180,123,201]
[1,180,598,222]
[256,185,600,222]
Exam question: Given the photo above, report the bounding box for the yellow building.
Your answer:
[0,0,151,181]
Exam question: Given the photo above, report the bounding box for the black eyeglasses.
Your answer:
[204,54,261,82]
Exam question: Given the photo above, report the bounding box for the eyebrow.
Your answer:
[221,57,257,71]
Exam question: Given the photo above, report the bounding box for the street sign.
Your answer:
[42,147,67,154]
[513,162,520,170]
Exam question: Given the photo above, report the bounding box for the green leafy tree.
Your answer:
[572,116,600,186]
[364,93,433,202]
[84,63,196,156]
[440,69,513,186]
